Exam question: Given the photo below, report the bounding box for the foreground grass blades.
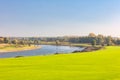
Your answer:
[0,46,120,80]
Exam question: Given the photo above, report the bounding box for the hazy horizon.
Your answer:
[0,0,120,37]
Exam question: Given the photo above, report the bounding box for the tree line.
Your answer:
[39,33,120,46]
[0,37,39,46]
[1,33,120,46]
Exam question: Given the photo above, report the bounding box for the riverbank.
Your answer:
[72,46,104,53]
[0,44,41,53]
[40,41,92,47]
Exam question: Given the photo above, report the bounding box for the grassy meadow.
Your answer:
[0,46,120,80]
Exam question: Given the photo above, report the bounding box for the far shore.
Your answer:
[0,44,41,53]
[40,41,92,47]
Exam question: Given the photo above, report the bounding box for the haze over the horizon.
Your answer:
[0,0,120,37]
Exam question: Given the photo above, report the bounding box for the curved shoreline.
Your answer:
[0,46,41,53]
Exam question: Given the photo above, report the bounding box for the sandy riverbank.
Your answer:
[0,44,41,53]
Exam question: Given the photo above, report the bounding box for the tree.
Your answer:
[19,40,25,45]
[91,39,96,46]
[88,33,96,37]
[4,38,8,43]
[0,37,4,43]
[106,36,112,46]
[97,34,104,46]
[3,37,9,43]
[12,39,18,45]
[116,39,120,45]
[34,40,39,46]
[28,40,33,46]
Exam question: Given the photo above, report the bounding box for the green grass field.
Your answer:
[0,46,120,80]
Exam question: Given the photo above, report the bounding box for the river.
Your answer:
[0,45,84,58]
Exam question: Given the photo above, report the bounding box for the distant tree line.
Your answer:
[38,33,120,46]
[0,37,40,46]
[1,33,120,46]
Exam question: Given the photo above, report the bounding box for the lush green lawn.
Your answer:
[0,46,120,80]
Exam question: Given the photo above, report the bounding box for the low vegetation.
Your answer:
[0,46,120,80]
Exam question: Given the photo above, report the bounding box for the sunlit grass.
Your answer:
[0,46,120,80]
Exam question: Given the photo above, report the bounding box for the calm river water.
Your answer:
[0,45,84,58]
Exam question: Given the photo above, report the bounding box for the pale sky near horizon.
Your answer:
[0,0,120,37]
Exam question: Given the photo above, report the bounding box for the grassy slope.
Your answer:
[0,46,120,80]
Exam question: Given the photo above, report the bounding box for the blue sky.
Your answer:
[0,0,120,37]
